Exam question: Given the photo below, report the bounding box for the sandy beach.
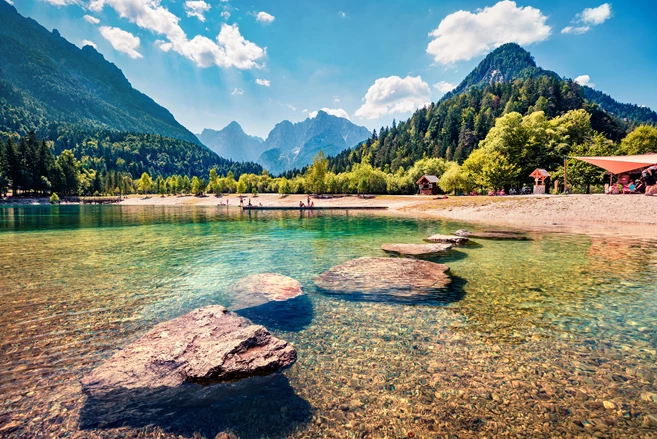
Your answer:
[116,193,657,235]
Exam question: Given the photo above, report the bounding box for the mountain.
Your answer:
[257,111,371,174]
[329,43,657,173]
[0,1,198,145]
[197,122,266,163]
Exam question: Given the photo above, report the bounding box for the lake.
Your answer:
[0,205,656,438]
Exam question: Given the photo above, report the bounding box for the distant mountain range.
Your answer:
[197,122,266,163]
[329,43,657,173]
[0,1,199,145]
[199,111,371,174]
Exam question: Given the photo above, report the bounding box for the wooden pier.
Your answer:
[240,206,388,211]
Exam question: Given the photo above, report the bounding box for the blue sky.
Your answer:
[8,0,657,138]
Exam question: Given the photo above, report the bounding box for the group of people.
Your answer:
[299,195,315,208]
[606,165,657,195]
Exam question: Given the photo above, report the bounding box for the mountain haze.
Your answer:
[0,1,199,145]
[257,111,371,174]
[197,122,266,163]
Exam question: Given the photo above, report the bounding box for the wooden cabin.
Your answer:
[417,175,439,195]
[529,168,550,194]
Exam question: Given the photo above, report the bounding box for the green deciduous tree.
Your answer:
[620,125,657,155]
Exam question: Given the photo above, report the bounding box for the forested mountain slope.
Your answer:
[329,43,656,173]
[0,1,198,144]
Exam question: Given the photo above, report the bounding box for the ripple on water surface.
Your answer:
[0,205,656,438]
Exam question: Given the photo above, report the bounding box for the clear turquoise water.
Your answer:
[0,205,656,438]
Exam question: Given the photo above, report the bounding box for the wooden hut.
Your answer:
[417,175,439,195]
[529,168,550,194]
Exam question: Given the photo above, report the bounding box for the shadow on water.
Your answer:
[235,295,314,332]
[316,275,467,306]
[79,373,311,439]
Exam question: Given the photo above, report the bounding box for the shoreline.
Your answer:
[3,193,656,239]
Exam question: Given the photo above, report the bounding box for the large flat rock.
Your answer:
[423,234,469,245]
[381,243,453,256]
[81,306,296,395]
[314,257,451,301]
[227,273,304,311]
[455,229,530,240]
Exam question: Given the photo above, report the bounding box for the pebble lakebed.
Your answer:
[0,205,656,439]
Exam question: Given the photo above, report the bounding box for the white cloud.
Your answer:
[255,11,275,23]
[83,14,100,24]
[355,75,431,119]
[302,109,308,113]
[231,88,244,95]
[581,3,612,25]
[88,0,266,70]
[184,0,210,22]
[426,1,551,66]
[42,0,79,5]
[282,103,297,111]
[309,108,350,120]
[574,75,595,88]
[433,81,455,94]
[339,11,346,18]
[5,0,14,4]
[81,39,97,49]
[561,26,590,35]
[221,11,230,19]
[255,78,270,87]
[99,26,143,58]
[333,96,340,103]
[562,3,612,34]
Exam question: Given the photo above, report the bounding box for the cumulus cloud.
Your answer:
[83,14,100,24]
[86,0,266,69]
[309,108,350,120]
[255,78,270,87]
[574,75,595,87]
[99,26,143,58]
[355,76,431,119]
[562,3,612,34]
[255,11,275,23]
[231,88,244,95]
[433,81,455,94]
[184,0,210,22]
[426,1,551,65]
[81,39,97,49]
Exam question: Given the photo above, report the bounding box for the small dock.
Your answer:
[241,206,388,211]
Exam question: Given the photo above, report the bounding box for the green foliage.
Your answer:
[306,151,328,194]
[236,180,246,194]
[49,192,59,203]
[620,125,657,155]
[439,163,469,194]
[328,45,654,174]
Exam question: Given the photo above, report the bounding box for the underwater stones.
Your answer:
[81,305,296,395]
[381,243,453,257]
[454,229,529,240]
[423,234,469,245]
[227,273,304,311]
[314,257,451,300]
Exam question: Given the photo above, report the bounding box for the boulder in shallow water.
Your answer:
[455,229,529,240]
[315,257,451,301]
[423,234,469,245]
[81,305,296,395]
[381,243,452,256]
[227,273,304,311]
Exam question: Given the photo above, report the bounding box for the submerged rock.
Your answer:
[227,273,304,311]
[423,234,469,245]
[455,229,529,240]
[381,243,453,256]
[81,305,296,395]
[314,257,451,301]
